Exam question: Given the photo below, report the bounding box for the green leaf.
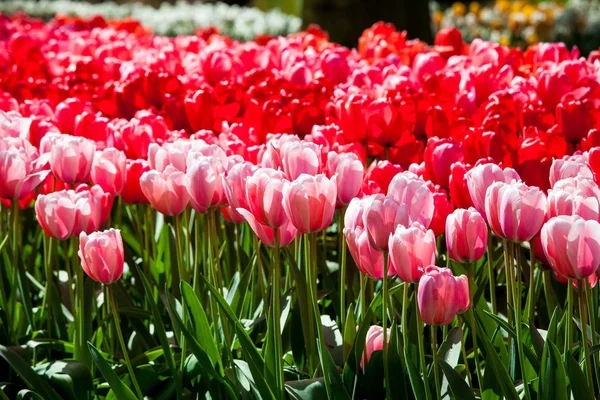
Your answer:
[437,358,476,400]
[0,345,63,400]
[342,304,356,362]
[16,390,44,400]
[180,282,221,370]
[285,379,327,400]
[317,338,350,400]
[387,321,408,400]
[403,346,427,400]
[87,342,139,400]
[565,350,594,400]
[34,361,93,400]
[134,264,176,376]
[539,337,567,400]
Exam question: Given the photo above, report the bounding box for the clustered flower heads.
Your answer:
[2,11,600,399]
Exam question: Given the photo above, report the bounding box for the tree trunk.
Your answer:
[302,0,432,48]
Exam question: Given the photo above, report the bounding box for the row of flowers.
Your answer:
[1,11,600,399]
[0,0,302,39]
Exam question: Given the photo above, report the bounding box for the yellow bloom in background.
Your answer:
[469,1,481,16]
[526,32,539,45]
[433,10,443,27]
[499,34,510,46]
[496,0,511,14]
[452,2,467,17]
[511,1,525,13]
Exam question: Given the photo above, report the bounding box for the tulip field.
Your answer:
[3,11,600,400]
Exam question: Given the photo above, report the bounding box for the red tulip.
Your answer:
[121,159,150,204]
[363,160,403,195]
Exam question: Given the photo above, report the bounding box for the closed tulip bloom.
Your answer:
[148,140,192,173]
[423,136,464,188]
[418,265,470,326]
[548,177,600,221]
[73,184,113,235]
[236,208,297,247]
[388,222,436,283]
[485,181,547,242]
[281,140,322,180]
[387,172,434,229]
[326,151,364,205]
[187,156,226,214]
[363,160,403,194]
[0,138,50,199]
[246,168,288,228]
[466,163,520,216]
[90,148,127,194]
[35,191,77,239]
[140,166,190,216]
[344,197,370,231]
[283,173,337,233]
[445,208,488,263]
[541,215,600,279]
[78,229,124,284]
[50,135,95,184]
[222,162,257,224]
[363,194,410,252]
[344,226,386,279]
[361,325,390,370]
[549,158,594,188]
[121,159,150,204]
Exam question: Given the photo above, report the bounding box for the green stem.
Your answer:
[415,284,432,400]
[584,280,600,391]
[206,213,221,346]
[432,326,441,400]
[255,235,268,311]
[382,252,391,400]
[174,215,188,397]
[458,316,473,387]
[579,280,594,390]
[566,280,574,360]
[467,263,484,388]
[359,273,366,324]
[109,285,144,399]
[339,208,347,332]
[272,228,284,399]
[210,211,232,356]
[527,243,536,324]
[487,232,497,315]
[514,245,531,399]
[401,282,409,351]
[304,234,318,374]
[503,240,514,357]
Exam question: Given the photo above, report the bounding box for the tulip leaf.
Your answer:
[565,350,595,400]
[317,337,351,400]
[87,342,139,400]
[180,281,222,371]
[135,263,176,375]
[437,358,476,400]
[387,321,408,400]
[16,389,45,400]
[342,304,356,362]
[285,378,327,400]
[539,337,567,400]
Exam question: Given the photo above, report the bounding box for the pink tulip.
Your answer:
[187,156,226,214]
[140,166,190,216]
[281,140,322,180]
[418,265,470,326]
[344,197,370,231]
[465,163,520,216]
[50,135,96,184]
[259,134,300,171]
[236,208,297,247]
[423,136,464,188]
[0,137,49,200]
[90,148,127,194]
[548,177,600,221]
[35,191,77,239]
[222,162,257,224]
[445,208,488,263]
[73,184,113,235]
[148,140,192,173]
[78,229,124,284]
[387,172,434,229]
[485,181,547,242]
[326,151,364,205]
[541,215,600,279]
[282,173,337,233]
[549,158,594,188]
[344,225,385,279]
[363,194,410,252]
[388,222,436,283]
[246,168,288,228]
[361,325,390,370]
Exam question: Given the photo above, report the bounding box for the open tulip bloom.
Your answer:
[2,13,600,400]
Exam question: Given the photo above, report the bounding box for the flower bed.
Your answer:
[1,12,600,399]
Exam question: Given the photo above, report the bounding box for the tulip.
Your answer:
[344,225,385,279]
[148,141,191,173]
[35,191,77,239]
[449,161,474,209]
[326,151,364,205]
[548,177,600,221]
[387,172,434,229]
[187,156,226,214]
[282,174,337,234]
[73,184,113,235]
[236,208,297,247]
[388,222,436,283]
[0,138,50,200]
[281,140,322,180]
[362,194,409,252]
[50,135,96,184]
[363,159,403,195]
[78,229,124,284]
[246,168,288,228]
[121,159,150,204]
[418,265,470,326]
[434,27,464,57]
[465,163,520,216]
[445,208,488,263]
[541,215,600,279]
[361,325,390,370]
[485,181,547,242]
[429,184,453,237]
[222,162,257,224]
[423,136,463,188]
[90,148,127,194]
[140,166,190,216]
[549,158,594,188]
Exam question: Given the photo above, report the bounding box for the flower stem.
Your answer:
[467,263,483,387]
[487,231,497,315]
[514,245,531,399]
[109,285,143,399]
[382,252,391,400]
[272,228,284,399]
[566,280,574,361]
[338,208,347,333]
[431,326,441,399]
[584,279,600,391]
[401,282,409,352]
[415,284,432,400]
[458,316,473,387]
[579,280,594,390]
